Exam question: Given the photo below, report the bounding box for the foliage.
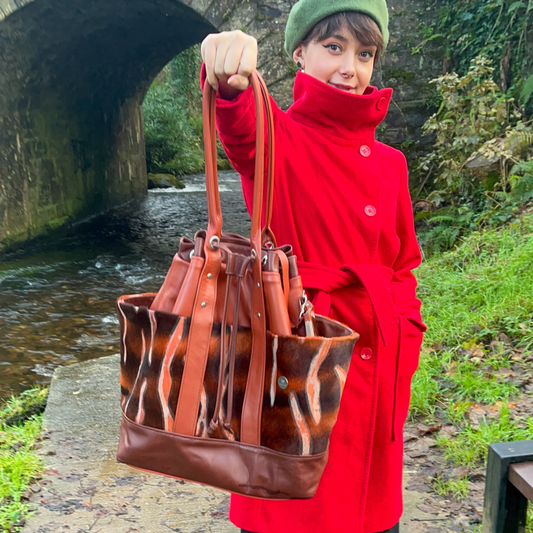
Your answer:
[418,56,522,192]
[431,474,470,500]
[143,44,232,177]
[170,44,203,117]
[411,213,533,419]
[0,389,47,532]
[436,403,533,467]
[415,55,532,255]
[143,67,204,177]
[0,388,48,428]
[432,0,533,106]
[509,159,533,200]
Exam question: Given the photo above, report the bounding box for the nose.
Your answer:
[340,57,356,78]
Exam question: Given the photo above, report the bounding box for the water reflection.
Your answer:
[0,171,250,400]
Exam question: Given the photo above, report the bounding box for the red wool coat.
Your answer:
[202,69,427,533]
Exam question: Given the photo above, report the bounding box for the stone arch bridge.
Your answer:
[0,0,440,250]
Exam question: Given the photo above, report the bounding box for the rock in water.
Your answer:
[147,173,185,189]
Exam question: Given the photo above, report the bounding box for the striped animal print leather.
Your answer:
[118,294,358,456]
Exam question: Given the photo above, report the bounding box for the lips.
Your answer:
[329,82,356,93]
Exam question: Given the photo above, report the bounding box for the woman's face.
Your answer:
[293,25,377,95]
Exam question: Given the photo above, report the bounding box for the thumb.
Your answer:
[228,74,250,91]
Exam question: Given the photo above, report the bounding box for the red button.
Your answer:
[377,97,387,110]
[364,205,377,217]
[360,348,373,360]
[360,145,371,157]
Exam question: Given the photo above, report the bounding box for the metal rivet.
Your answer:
[278,376,288,390]
[201,302,207,308]
[257,282,260,288]
[257,313,261,318]
[207,273,212,279]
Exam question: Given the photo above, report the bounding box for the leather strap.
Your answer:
[172,80,224,435]
[240,73,269,445]
[260,79,277,248]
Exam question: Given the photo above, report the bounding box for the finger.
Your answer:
[223,39,245,80]
[228,74,250,91]
[237,39,258,78]
[214,37,231,82]
[202,38,219,91]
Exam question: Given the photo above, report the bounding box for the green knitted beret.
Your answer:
[284,0,389,57]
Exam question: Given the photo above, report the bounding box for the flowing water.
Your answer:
[0,171,251,400]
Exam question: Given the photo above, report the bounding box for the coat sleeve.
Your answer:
[390,152,427,334]
[200,64,285,214]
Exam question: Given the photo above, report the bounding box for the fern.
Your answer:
[509,160,533,201]
[520,74,533,105]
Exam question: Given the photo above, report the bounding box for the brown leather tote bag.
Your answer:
[116,71,359,500]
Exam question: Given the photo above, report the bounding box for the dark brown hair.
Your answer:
[300,11,385,63]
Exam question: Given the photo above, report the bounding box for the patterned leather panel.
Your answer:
[118,294,354,457]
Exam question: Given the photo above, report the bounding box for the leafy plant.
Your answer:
[143,45,232,177]
[432,0,533,106]
[509,159,533,200]
[418,55,520,192]
[143,70,204,177]
[415,55,532,254]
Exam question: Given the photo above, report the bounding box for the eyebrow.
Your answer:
[327,33,349,42]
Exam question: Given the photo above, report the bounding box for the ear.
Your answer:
[292,45,304,66]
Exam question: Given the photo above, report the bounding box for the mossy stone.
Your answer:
[147,173,185,189]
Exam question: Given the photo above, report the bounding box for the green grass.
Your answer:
[411,214,533,468]
[432,474,470,500]
[0,388,47,532]
[412,214,533,420]
[418,214,533,350]
[0,389,48,428]
[410,213,533,531]
[436,403,533,467]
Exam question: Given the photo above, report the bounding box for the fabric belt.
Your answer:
[297,260,402,442]
[296,261,399,347]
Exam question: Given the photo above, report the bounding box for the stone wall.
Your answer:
[0,0,217,251]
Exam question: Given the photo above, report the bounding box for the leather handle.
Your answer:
[202,79,222,240]
[259,79,277,248]
[202,71,276,250]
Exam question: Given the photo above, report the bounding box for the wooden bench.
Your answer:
[482,440,533,533]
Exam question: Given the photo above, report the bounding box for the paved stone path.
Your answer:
[22,355,449,533]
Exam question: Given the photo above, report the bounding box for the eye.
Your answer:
[360,51,375,59]
[324,44,342,53]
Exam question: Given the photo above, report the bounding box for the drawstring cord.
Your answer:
[209,251,255,436]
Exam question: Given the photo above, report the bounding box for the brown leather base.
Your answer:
[117,413,329,500]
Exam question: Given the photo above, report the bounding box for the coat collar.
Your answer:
[287,71,393,141]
